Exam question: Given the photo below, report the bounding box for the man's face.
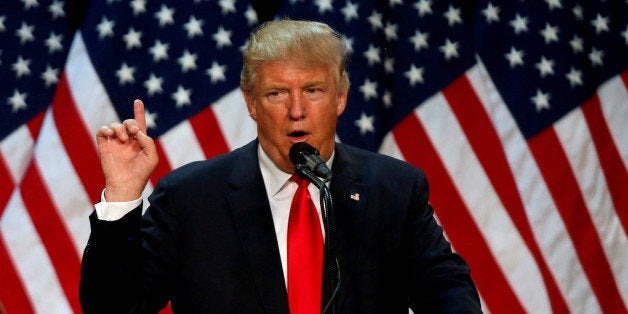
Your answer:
[243,60,347,173]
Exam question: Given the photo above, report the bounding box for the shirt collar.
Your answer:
[258,144,335,196]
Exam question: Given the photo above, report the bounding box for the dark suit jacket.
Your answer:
[80,140,481,313]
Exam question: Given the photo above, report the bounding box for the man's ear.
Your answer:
[336,90,348,116]
[243,91,257,121]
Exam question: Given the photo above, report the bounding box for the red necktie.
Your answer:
[287,175,324,314]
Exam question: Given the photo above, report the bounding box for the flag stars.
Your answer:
[510,14,529,34]
[367,11,383,31]
[363,44,381,66]
[171,85,192,108]
[343,36,355,54]
[359,78,378,101]
[565,67,583,87]
[341,1,359,22]
[590,14,610,34]
[354,112,375,135]
[213,26,233,49]
[177,50,198,73]
[154,5,175,27]
[545,0,562,11]
[149,40,169,62]
[244,5,258,26]
[382,91,392,108]
[535,56,555,78]
[540,23,559,44]
[41,65,60,87]
[0,16,6,32]
[572,5,584,20]
[588,47,604,66]
[439,39,460,60]
[531,89,551,111]
[218,0,236,15]
[144,109,158,129]
[116,63,136,85]
[206,61,227,83]
[48,1,66,19]
[409,29,429,51]
[130,0,147,16]
[12,56,31,78]
[144,73,164,96]
[96,17,115,39]
[384,57,395,74]
[482,3,500,24]
[315,0,334,14]
[384,22,398,41]
[7,89,28,112]
[122,27,143,49]
[444,5,462,26]
[505,47,525,68]
[21,0,39,10]
[16,22,35,44]
[569,35,584,53]
[184,16,204,38]
[405,64,425,86]
[622,25,628,44]
[414,0,433,17]
[45,32,63,54]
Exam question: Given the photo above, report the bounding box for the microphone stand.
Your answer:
[294,165,340,314]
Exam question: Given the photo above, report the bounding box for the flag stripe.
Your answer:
[528,128,627,313]
[20,162,81,313]
[0,235,34,313]
[211,89,257,151]
[441,75,569,313]
[151,141,174,186]
[392,113,526,314]
[581,97,628,233]
[1,194,71,314]
[598,74,628,172]
[189,106,231,159]
[51,75,103,202]
[160,121,206,169]
[466,64,602,312]
[553,106,628,307]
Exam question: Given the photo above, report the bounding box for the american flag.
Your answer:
[1,0,627,313]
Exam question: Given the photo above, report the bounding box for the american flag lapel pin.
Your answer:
[350,192,360,202]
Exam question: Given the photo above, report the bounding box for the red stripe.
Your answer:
[26,111,46,141]
[621,71,628,88]
[189,106,230,158]
[0,156,13,216]
[442,76,569,313]
[581,95,628,233]
[0,235,35,314]
[528,128,627,313]
[393,113,526,314]
[150,140,173,186]
[51,74,103,201]
[20,163,81,313]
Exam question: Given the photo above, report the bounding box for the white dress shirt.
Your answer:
[95,145,332,284]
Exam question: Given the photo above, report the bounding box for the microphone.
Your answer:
[289,142,332,182]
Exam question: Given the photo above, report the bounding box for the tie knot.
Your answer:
[290,174,310,188]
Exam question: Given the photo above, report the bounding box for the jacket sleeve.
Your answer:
[406,171,482,313]
[80,179,176,314]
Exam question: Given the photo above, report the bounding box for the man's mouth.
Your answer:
[288,131,310,142]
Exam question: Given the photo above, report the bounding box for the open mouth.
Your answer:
[289,131,308,137]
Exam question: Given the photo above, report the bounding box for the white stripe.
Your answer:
[554,107,628,307]
[467,62,600,313]
[0,126,34,184]
[415,91,550,313]
[160,121,206,169]
[378,132,404,160]
[33,109,92,253]
[65,32,120,142]
[597,75,628,170]
[0,191,72,314]
[212,88,257,150]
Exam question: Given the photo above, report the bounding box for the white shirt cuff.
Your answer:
[94,189,142,221]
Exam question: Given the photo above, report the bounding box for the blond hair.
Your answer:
[240,19,349,94]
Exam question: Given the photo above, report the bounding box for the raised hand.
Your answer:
[96,100,159,202]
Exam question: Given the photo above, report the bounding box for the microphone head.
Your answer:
[289,142,319,165]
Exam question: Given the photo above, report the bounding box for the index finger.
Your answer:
[133,99,147,133]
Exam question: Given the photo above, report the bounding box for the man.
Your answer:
[80,20,481,313]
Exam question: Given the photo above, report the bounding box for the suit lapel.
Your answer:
[226,142,290,314]
[328,143,369,312]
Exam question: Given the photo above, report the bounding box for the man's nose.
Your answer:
[288,93,306,120]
